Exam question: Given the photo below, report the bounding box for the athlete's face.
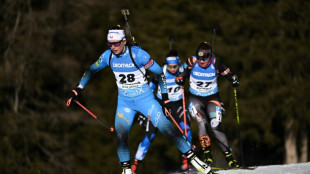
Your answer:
[108,39,127,55]
[198,58,211,68]
[167,64,179,74]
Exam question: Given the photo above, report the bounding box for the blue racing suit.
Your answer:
[78,46,191,162]
[134,64,192,161]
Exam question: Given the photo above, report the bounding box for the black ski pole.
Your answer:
[121,9,136,44]
[211,24,220,54]
[169,35,175,50]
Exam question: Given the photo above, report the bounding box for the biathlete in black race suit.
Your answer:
[175,41,240,168]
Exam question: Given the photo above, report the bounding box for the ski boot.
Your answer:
[185,150,213,174]
[131,159,140,174]
[121,161,133,174]
[224,152,239,168]
[122,168,133,174]
[181,155,191,171]
[203,147,214,166]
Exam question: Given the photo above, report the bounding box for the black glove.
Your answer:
[232,75,239,88]
[161,93,171,117]
[137,114,147,127]
[220,102,226,115]
[175,76,185,86]
[66,87,82,106]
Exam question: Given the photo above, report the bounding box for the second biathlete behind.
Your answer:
[132,49,193,173]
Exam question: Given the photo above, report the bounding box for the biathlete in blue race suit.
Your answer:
[66,26,212,174]
[131,49,193,173]
[175,41,240,168]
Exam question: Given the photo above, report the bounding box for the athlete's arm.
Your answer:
[215,58,239,87]
[178,56,196,77]
[136,49,170,116]
[149,75,158,91]
[175,56,196,85]
[67,50,109,106]
[147,62,168,95]
[136,49,168,95]
[78,50,110,88]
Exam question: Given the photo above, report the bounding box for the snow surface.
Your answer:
[169,162,310,174]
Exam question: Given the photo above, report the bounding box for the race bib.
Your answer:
[114,69,147,89]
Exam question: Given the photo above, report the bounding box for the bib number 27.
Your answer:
[197,81,212,87]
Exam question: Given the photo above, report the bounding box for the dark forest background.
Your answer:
[1,0,310,174]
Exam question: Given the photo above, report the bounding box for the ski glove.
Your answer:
[220,102,226,115]
[137,114,147,127]
[232,75,239,88]
[66,87,82,106]
[161,93,171,117]
[175,76,186,86]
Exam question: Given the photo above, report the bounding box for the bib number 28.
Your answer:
[119,74,135,83]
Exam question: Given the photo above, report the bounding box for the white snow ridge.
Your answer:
[169,162,310,174]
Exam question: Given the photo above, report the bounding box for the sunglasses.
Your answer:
[107,40,123,47]
[197,56,211,61]
[167,65,179,69]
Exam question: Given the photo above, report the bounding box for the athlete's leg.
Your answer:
[207,100,230,152]
[115,99,137,163]
[188,94,213,165]
[170,101,192,143]
[168,101,193,170]
[134,122,157,160]
[207,100,239,168]
[188,95,210,147]
[136,95,191,153]
[179,119,192,142]
[134,94,212,173]
[132,122,157,173]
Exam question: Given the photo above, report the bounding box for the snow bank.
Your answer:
[170,162,310,174]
